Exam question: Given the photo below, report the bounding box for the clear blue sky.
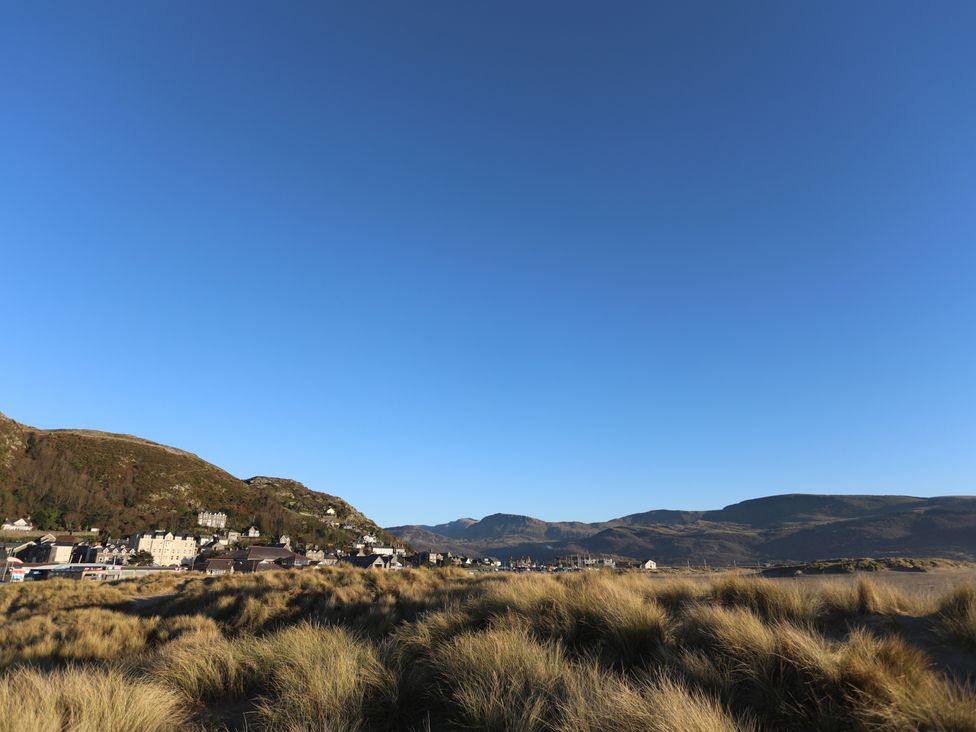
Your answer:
[2,3,974,527]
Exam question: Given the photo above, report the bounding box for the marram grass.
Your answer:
[0,566,974,731]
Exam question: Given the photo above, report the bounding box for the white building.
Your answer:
[246,526,260,538]
[641,559,658,570]
[129,531,198,566]
[97,543,134,564]
[1,517,33,532]
[197,511,227,529]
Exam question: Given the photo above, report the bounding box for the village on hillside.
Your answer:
[0,511,657,582]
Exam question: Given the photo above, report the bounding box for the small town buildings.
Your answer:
[1,517,33,532]
[197,511,227,530]
[129,531,198,566]
[200,531,239,549]
[415,551,443,566]
[246,526,261,538]
[316,552,339,567]
[0,541,31,564]
[96,543,135,564]
[0,552,25,582]
[304,546,326,561]
[16,535,75,564]
[438,553,472,567]
[341,554,387,570]
[71,542,99,563]
[226,545,307,573]
[556,555,616,570]
[204,558,234,575]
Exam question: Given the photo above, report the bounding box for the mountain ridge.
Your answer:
[387,493,976,562]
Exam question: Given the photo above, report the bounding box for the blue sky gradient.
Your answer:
[2,3,974,526]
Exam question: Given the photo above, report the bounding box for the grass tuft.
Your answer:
[0,665,190,732]
[936,584,976,652]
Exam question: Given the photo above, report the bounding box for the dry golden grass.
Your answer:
[556,668,752,732]
[839,628,976,730]
[110,571,188,596]
[0,568,974,731]
[817,576,932,617]
[251,624,395,732]
[677,602,976,730]
[146,566,478,637]
[0,608,157,668]
[149,633,255,701]
[469,572,673,667]
[937,585,976,652]
[150,621,396,730]
[149,612,222,645]
[0,665,190,732]
[432,627,572,731]
[648,577,706,612]
[0,579,127,621]
[709,574,814,622]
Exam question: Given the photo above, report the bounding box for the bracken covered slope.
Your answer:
[0,411,395,547]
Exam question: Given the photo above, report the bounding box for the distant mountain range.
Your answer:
[4,409,974,564]
[0,411,394,547]
[387,493,976,563]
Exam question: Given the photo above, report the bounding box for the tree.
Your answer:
[25,432,38,458]
[34,506,63,531]
[129,550,155,566]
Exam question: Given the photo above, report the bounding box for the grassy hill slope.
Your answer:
[0,411,394,548]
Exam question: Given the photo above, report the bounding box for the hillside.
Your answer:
[0,411,394,548]
[388,493,976,563]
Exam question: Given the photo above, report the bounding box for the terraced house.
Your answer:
[197,510,227,529]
